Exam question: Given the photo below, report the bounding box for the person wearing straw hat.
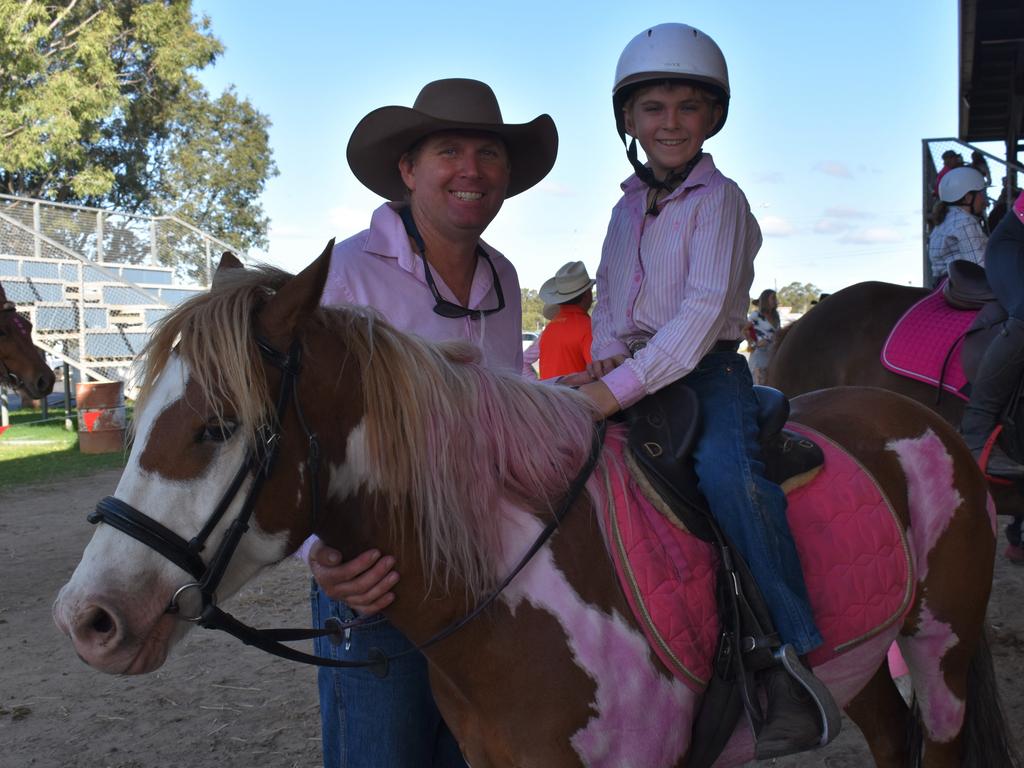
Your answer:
[297,78,557,768]
[537,261,595,379]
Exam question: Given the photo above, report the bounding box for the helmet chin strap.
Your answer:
[624,135,704,211]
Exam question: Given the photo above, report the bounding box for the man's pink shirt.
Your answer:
[592,154,761,409]
[298,202,522,562]
[321,202,523,372]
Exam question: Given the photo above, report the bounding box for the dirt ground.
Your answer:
[1,471,1022,768]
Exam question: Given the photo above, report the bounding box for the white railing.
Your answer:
[0,195,248,390]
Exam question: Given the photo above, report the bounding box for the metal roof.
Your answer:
[959,0,1024,141]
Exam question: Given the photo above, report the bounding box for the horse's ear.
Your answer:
[258,239,335,335]
[212,252,244,288]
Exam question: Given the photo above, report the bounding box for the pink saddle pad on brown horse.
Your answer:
[881,285,977,400]
[599,424,913,692]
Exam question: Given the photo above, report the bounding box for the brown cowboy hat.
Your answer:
[346,78,558,201]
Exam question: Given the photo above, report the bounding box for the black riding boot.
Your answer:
[961,316,1024,478]
[754,644,841,759]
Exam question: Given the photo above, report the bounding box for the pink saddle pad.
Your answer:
[881,285,977,400]
[600,424,913,692]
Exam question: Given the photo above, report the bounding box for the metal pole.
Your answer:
[205,237,212,287]
[922,140,934,288]
[33,200,41,260]
[96,211,105,263]
[150,219,158,265]
[63,362,72,431]
[1,388,8,427]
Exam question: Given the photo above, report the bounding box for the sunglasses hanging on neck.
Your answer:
[398,205,505,319]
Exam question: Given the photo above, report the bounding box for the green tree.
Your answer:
[521,287,546,332]
[0,0,277,250]
[776,281,821,314]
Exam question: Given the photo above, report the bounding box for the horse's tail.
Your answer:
[961,629,1021,768]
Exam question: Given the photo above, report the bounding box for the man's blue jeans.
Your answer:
[311,583,466,768]
[682,351,822,655]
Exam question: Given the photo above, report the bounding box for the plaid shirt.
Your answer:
[928,206,987,278]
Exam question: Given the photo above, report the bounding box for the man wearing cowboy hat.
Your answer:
[537,261,595,379]
[298,78,557,768]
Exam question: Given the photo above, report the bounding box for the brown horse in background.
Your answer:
[0,283,55,399]
[53,252,1019,766]
[766,280,1024,560]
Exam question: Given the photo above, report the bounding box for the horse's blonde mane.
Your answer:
[135,264,601,598]
[326,308,600,597]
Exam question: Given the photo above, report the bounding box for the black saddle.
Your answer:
[626,383,824,542]
[623,382,827,768]
[944,259,997,309]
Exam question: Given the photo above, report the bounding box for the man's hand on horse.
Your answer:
[309,542,398,615]
[587,354,627,379]
[558,370,595,387]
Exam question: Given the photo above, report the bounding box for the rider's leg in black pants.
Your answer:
[961,212,1024,477]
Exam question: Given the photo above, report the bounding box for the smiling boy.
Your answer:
[575,24,840,759]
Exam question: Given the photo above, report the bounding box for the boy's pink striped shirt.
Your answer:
[592,154,761,408]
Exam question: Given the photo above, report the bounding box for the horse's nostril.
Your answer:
[89,608,115,635]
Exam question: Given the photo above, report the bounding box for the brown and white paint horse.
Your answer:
[54,251,1017,767]
[0,283,55,399]
[765,280,1024,561]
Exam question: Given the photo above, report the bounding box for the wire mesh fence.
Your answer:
[0,195,245,390]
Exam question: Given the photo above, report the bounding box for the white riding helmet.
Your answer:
[613,23,731,139]
[938,166,987,204]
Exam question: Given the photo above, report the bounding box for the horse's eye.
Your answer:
[198,420,237,443]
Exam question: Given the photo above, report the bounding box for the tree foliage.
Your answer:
[776,281,821,314]
[0,0,277,249]
[521,287,546,332]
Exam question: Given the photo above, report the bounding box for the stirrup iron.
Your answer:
[773,644,841,747]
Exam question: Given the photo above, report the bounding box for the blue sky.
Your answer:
[193,0,965,296]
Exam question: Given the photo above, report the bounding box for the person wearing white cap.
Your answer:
[565,23,839,759]
[928,165,989,285]
[537,261,595,379]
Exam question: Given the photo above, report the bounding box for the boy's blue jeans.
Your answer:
[682,351,822,655]
[310,583,466,768]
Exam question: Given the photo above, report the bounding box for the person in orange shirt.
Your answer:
[538,261,595,379]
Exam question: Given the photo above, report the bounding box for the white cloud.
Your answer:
[839,227,904,244]
[813,218,850,234]
[758,215,796,237]
[823,206,871,219]
[814,162,853,179]
[753,171,784,184]
[535,179,574,196]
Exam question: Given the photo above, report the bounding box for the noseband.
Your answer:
[87,330,605,674]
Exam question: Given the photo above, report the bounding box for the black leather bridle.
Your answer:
[0,303,31,390]
[87,332,605,675]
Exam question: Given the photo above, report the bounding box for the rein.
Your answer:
[88,332,606,675]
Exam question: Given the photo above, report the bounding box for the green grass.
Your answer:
[0,408,128,489]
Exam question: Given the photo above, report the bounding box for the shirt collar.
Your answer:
[620,152,717,200]
[363,202,499,309]
[554,304,589,318]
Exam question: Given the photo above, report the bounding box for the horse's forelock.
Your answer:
[134,266,292,447]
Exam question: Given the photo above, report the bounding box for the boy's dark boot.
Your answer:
[961,316,1024,479]
[754,645,841,760]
